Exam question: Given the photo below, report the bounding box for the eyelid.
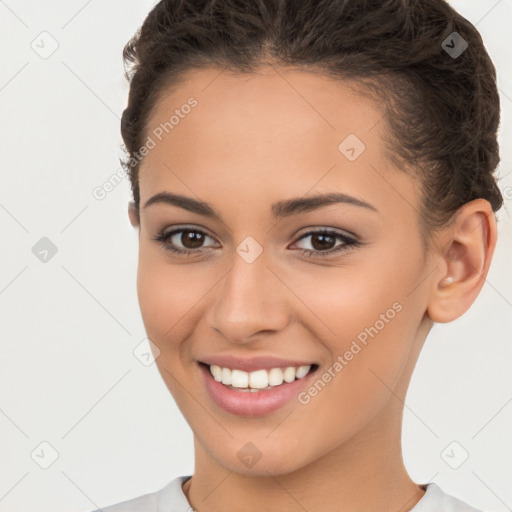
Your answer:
[292,226,358,242]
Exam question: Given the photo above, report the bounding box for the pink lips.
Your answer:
[198,360,318,417]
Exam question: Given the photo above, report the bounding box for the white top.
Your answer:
[90,476,483,512]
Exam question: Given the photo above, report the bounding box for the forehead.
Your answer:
[138,66,418,219]
[144,65,385,158]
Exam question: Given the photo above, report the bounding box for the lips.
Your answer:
[197,356,320,417]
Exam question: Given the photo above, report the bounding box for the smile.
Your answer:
[198,361,319,417]
[208,364,314,391]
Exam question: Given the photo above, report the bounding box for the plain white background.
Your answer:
[0,1,511,511]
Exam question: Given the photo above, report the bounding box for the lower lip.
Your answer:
[198,362,318,417]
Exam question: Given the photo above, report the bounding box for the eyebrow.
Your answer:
[142,191,378,219]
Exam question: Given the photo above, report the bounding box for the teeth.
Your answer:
[208,364,312,390]
[295,365,310,378]
[231,369,249,388]
[268,368,284,386]
[210,365,222,382]
[283,366,296,383]
[248,369,268,389]
[221,367,231,385]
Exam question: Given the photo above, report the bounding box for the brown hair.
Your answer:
[121,0,503,233]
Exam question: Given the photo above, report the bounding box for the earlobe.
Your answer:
[426,199,497,323]
[128,201,140,228]
[438,275,455,288]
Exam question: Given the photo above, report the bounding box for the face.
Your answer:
[132,66,434,476]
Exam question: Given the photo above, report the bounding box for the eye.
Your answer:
[291,229,360,259]
[153,226,218,256]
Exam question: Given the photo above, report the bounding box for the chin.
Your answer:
[206,437,313,477]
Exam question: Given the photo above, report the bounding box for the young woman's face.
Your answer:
[133,66,435,475]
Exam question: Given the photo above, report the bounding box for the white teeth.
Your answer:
[210,365,222,382]
[283,366,296,383]
[268,368,284,386]
[208,364,312,390]
[231,369,249,388]
[296,365,310,378]
[221,367,231,385]
[248,369,268,389]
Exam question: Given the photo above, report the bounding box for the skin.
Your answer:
[128,66,497,512]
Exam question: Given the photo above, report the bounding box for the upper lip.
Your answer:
[199,355,316,372]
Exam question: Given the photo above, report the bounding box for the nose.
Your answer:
[206,249,290,344]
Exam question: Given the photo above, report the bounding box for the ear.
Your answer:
[427,199,497,323]
[128,201,140,228]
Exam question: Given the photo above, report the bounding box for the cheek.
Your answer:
[288,252,418,349]
[296,272,410,407]
[136,251,207,347]
[294,242,424,402]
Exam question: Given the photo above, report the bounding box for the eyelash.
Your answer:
[153,226,360,259]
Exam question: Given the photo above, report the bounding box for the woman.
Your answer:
[92,0,503,510]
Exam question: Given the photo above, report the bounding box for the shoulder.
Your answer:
[412,483,484,512]
[89,492,157,512]
[87,475,192,512]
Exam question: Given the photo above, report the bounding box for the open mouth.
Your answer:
[199,362,319,392]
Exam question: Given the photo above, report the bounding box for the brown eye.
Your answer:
[153,227,218,256]
[179,230,206,249]
[309,233,337,251]
[292,229,360,259]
